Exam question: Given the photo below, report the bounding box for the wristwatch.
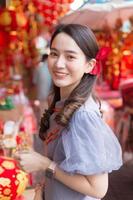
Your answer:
[45,161,57,179]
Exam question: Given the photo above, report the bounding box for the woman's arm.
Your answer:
[19,151,108,199]
[55,166,108,199]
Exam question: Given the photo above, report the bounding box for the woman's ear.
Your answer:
[85,59,96,74]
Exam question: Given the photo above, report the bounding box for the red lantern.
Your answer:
[0,31,7,47]
[0,156,28,200]
[0,30,9,52]
[0,9,17,31]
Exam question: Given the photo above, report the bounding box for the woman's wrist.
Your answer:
[45,161,57,179]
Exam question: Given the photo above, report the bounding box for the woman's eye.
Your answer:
[50,52,58,57]
[67,55,75,60]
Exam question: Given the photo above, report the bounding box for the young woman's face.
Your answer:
[48,32,90,98]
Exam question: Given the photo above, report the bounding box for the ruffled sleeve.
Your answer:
[59,110,123,175]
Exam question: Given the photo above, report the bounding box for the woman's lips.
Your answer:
[53,71,68,78]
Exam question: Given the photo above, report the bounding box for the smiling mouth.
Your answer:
[54,71,68,77]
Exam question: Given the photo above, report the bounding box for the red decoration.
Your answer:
[0,156,28,200]
[0,30,9,50]
[68,0,75,3]
[0,0,73,84]
[90,47,111,76]
[0,9,28,31]
[0,9,17,31]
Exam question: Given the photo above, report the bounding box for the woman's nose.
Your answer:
[55,56,65,68]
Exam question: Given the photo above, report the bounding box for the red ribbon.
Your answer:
[89,47,111,76]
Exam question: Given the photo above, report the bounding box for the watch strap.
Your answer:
[45,161,57,179]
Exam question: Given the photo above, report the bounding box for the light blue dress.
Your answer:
[45,97,123,200]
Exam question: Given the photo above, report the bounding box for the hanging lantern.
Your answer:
[0,156,28,200]
[0,9,18,31]
[0,30,9,51]
[0,10,12,26]
[16,12,28,28]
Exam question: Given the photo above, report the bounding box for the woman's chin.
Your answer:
[53,79,68,88]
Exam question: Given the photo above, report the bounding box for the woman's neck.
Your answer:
[60,89,69,100]
[60,80,81,100]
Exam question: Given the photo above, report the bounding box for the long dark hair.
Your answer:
[39,24,99,140]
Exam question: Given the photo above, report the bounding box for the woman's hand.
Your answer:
[18,150,51,173]
[33,184,44,200]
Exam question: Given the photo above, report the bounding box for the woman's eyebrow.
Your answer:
[64,50,78,54]
[50,48,58,51]
[50,48,78,54]
[50,48,78,55]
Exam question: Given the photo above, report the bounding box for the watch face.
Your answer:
[45,168,53,179]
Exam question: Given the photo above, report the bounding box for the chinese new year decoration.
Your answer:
[0,0,74,85]
[0,156,28,200]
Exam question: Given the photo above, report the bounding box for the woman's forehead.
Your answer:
[51,33,83,53]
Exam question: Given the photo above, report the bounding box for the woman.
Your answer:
[19,24,122,200]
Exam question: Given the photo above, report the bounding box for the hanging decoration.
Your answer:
[0,156,28,200]
[0,0,75,84]
[95,16,133,90]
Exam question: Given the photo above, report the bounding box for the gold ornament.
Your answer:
[0,11,12,26]
[2,161,15,169]
[16,170,28,196]
[0,178,11,187]
[16,13,27,27]
[3,188,11,195]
